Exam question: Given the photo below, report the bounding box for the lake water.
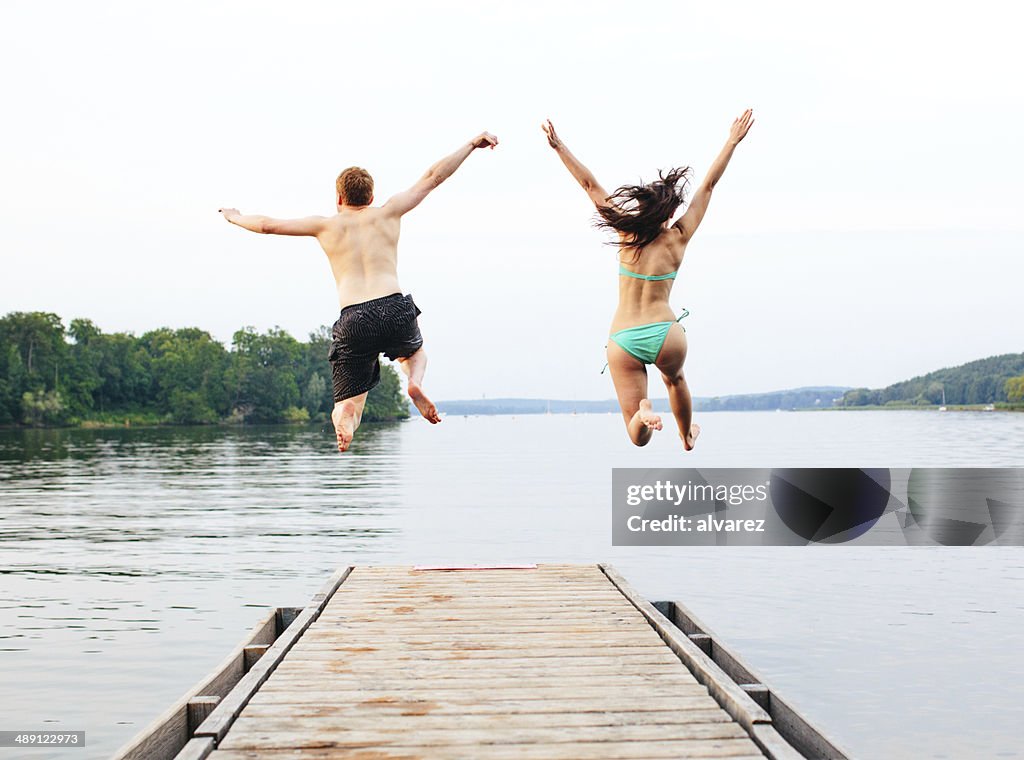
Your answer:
[1,410,1022,759]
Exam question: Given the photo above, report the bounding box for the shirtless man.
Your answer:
[219,131,499,452]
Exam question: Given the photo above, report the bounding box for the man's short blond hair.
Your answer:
[336,167,374,206]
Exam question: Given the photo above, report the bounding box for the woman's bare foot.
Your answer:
[682,423,701,451]
[332,400,357,452]
[637,399,663,432]
[408,382,441,424]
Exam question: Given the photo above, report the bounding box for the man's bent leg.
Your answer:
[332,392,369,453]
[397,349,440,424]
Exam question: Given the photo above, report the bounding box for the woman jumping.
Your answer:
[542,110,754,450]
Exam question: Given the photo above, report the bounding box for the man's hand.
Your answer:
[541,119,563,150]
[471,132,499,150]
[218,207,240,222]
[729,109,755,146]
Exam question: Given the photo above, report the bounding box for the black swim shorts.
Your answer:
[328,293,423,402]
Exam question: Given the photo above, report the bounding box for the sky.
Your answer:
[1,0,1022,400]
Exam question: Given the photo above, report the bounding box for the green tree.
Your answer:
[93,333,152,411]
[228,327,303,422]
[302,372,329,418]
[142,327,231,418]
[1006,376,1024,404]
[168,389,218,424]
[299,326,335,418]
[363,361,410,421]
[64,318,104,415]
[0,312,66,396]
[21,389,68,426]
[841,388,879,407]
[0,345,25,424]
[922,381,945,405]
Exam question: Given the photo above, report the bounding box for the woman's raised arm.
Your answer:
[674,109,755,240]
[542,120,609,208]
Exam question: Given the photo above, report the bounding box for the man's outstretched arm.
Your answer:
[383,132,499,216]
[219,208,327,236]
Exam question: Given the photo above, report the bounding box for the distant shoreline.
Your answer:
[823,403,1023,413]
[6,403,1022,431]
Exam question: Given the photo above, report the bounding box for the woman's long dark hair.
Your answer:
[595,167,692,260]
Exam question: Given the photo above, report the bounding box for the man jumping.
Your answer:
[219,130,499,452]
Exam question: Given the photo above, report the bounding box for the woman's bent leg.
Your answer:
[655,324,700,451]
[607,341,662,446]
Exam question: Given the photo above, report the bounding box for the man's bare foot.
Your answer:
[408,382,441,424]
[332,400,356,453]
[682,423,701,451]
[637,399,663,431]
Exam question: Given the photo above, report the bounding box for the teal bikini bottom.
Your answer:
[606,310,690,367]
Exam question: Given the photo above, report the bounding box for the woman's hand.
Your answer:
[729,109,755,145]
[541,119,563,150]
[218,207,240,222]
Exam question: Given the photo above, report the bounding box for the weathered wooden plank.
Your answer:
[191,567,353,743]
[260,680,700,696]
[665,597,853,759]
[243,693,723,715]
[366,592,627,599]
[186,697,220,735]
[740,684,770,712]
[276,655,684,668]
[210,740,766,759]
[225,709,732,729]
[249,685,712,702]
[286,644,676,658]
[173,737,214,760]
[275,607,303,633]
[272,661,688,677]
[690,632,714,655]
[300,631,666,642]
[112,607,278,760]
[284,648,680,663]
[760,689,850,760]
[337,576,612,584]
[338,579,616,586]
[319,610,645,620]
[363,564,596,574]
[324,594,633,604]
[749,724,808,760]
[333,581,621,589]
[242,645,269,672]
[341,581,614,587]
[319,611,646,621]
[218,720,751,750]
[314,618,653,629]
[310,628,654,637]
[342,576,608,585]
[599,564,772,734]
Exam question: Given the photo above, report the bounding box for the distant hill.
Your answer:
[433,387,850,416]
[431,351,1024,414]
[696,387,848,412]
[841,352,1024,407]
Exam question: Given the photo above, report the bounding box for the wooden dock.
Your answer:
[120,564,851,760]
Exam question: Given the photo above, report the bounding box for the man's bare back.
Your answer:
[219,130,498,453]
[318,207,403,309]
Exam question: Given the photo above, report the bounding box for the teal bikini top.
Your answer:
[618,264,677,281]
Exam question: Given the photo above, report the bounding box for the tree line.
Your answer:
[0,311,409,427]
[840,352,1024,407]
